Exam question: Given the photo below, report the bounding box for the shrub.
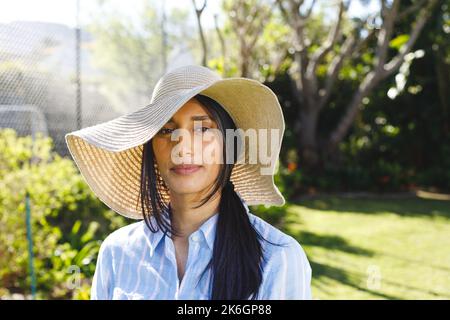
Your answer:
[0,129,127,299]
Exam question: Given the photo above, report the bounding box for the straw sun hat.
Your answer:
[65,65,285,219]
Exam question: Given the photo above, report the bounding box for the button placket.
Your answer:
[191,234,199,243]
[163,235,180,298]
[178,232,202,298]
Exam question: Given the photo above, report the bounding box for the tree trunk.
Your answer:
[327,71,379,152]
[298,105,320,167]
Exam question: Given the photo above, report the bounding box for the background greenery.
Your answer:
[0,129,129,299]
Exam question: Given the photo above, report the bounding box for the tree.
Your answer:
[192,0,209,67]
[223,0,277,77]
[277,0,439,167]
[195,0,291,79]
[87,1,191,113]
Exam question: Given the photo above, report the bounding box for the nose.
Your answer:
[177,137,193,157]
[172,130,197,164]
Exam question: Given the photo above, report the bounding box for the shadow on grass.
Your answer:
[287,230,398,299]
[253,199,450,299]
[286,207,450,299]
[309,260,450,299]
[376,251,450,273]
[290,230,374,256]
[309,260,402,300]
[294,196,450,220]
[254,203,382,297]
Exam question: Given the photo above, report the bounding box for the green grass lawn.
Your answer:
[280,196,450,299]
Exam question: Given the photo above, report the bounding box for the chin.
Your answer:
[168,180,206,194]
[171,187,206,195]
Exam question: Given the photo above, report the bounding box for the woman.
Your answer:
[65,65,312,300]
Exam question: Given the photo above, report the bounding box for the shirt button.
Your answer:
[191,234,199,242]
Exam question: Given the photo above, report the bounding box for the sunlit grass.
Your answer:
[281,196,450,299]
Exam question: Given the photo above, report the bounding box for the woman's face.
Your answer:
[151,98,223,197]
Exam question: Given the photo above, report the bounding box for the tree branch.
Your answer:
[375,0,400,71]
[307,0,345,92]
[214,14,227,75]
[396,0,428,22]
[382,0,439,77]
[192,0,208,66]
[318,34,356,110]
[278,0,311,99]
[352,27,377,58]
[327,0,438,150]
[303,0,316,19]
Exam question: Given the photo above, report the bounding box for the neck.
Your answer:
[169,191,221,240]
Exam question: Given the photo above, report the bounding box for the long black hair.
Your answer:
[139,94,287,300]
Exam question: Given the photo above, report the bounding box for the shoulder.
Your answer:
[102,220,146,247]
[99,220,148,260]
[248,212,310,269]
[247,212,313,299]
[248,211,295,246]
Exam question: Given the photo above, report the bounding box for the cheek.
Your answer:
[200,139,222,185]
[195,162,221,191]
[203,162,221,178]
[151,139,171,170]
[201,135,224,165]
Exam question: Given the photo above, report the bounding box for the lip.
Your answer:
[170,164,202,175]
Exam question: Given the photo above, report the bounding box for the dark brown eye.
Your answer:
[158,128,174,135]
[194,127,210,133]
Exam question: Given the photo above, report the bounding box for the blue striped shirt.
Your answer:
[91,201,312,300]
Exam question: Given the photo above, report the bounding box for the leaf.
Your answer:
[74,241,100,266]
[80,221,100,245]
[389,34,410,50]
[71,220,82,236]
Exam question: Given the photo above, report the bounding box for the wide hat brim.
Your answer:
[65,67,286,220]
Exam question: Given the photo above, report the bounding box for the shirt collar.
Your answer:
[198,194,251,250]
[197,212,219,250]
[146,210,220,254]
[146,194,250,254]
[145,209,170,255]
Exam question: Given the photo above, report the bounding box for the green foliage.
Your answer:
[0,129,127,299]
[389,34,410,50]
[85,2,192,113]
[268,5,449,196]
[416,145,450,188]
[249,203,288,228]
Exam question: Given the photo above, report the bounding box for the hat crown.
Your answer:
[150,65,222,104]
[65,64,286,220]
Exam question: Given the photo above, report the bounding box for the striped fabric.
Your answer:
[91,201,312,300]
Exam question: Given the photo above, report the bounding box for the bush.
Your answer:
[0,129,127,299]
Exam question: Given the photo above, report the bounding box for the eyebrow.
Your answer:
[167,115,212,123]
